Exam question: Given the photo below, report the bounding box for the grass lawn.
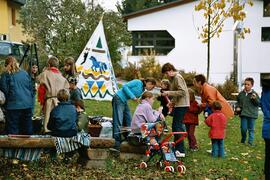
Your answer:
[0,99,265,179]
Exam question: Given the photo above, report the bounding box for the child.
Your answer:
[63,57,77,80]
[157,79,173,116]
[29,60,39,114]
[47,89,78,162]
[112,78,156,150]
[236,77,260,146]
[131,91,165,134]
[205,101,227,158]
[47,89,77,137]
[67,77,88,132]
[67,77,84,112]
[183,88,201,151]
[131,91,165,149]
[261,75,270,180]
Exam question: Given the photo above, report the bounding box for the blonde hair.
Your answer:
[5,56,20,74]
[141,91,154,100]
[47,56,59,68]
[57,89,70,102]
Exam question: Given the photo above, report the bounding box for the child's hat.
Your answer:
[67,76,78,84]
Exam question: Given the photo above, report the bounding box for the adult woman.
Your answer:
[112,78,156,150]
[0,56,33,135]
[161,63,190,158]
[193,74,234,119]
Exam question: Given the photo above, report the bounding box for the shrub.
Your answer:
[215,76,238,100]
[139,55,162,81]
[120,62,140,81]
[116,53,163,81]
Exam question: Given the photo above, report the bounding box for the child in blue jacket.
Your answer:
[47,89,77,137]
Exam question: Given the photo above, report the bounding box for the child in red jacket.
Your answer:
[205,101,227,158]
[183,88,201,151]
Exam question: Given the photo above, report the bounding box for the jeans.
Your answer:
[265,139,270,180]
[5,108,33,135]
[185,124,197,149]
[211,139,225,158]
[112,95,132,149]
[240,116,256,144]
[172,107,188,153]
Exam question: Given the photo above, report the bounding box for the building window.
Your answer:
[132,30,175,56]
[12,8,16,26]
[262,27,270,41]
[261,73,270,86]
[264,0,270,17]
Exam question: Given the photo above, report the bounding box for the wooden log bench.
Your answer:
[0,136,115,169]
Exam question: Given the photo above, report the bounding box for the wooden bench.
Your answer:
[0,136,115,169]
[0,136,114,148]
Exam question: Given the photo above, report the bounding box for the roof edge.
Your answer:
[10,0,26,6]
[123,0,194,21]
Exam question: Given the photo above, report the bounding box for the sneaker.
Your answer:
[175,150,185,158]
[206,149,212,154]
[190,148,199,152]
[248,143,256,147]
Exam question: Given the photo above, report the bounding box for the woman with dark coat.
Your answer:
[0,56,33,135]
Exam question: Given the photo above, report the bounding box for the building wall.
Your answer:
[7,2,28,42]
[0,0,27,42]
[240,2,270,91]
[127,0,270,93]
[0,0,9,35]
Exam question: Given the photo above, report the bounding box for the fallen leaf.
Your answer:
[230,157,239,160]
[241,153,249,156]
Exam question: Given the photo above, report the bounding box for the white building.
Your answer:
[124,0,270,93]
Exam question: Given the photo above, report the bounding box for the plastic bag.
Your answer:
[0,90,5,105]
[0,108,5,122]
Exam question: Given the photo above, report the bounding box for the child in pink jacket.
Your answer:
[131,91,165,133]
[205,101,227,158]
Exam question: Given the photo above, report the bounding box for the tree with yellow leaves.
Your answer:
[195,0,253,81]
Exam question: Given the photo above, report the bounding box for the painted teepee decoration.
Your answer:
[76,20,118,101]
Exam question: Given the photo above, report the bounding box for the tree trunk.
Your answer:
[207,13,211,81]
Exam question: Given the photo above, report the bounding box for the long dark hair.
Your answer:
[161,63,176,74]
